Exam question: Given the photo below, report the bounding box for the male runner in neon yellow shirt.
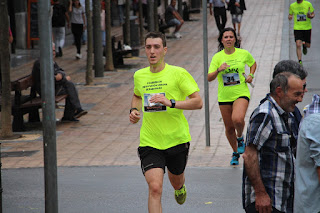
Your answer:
[129,32,203,213]
[289,0,315,65]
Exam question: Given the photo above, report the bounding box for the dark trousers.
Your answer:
[71,23,83,54]
[56,81,81,119]
[214,7,227,32]
[245,202,285,213]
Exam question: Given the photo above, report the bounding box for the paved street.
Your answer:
[2,0,320,212]
[3,166,243,213]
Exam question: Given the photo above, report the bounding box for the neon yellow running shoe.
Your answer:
[175,184,187,205]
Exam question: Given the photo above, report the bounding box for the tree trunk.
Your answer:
[138,0,144,45]
[85,0,93,85]
[154,0,159,31]
[164,0,168,10]
[178,0,183,17]
[124,0,130,45]
[104,0,114,71]
[148,0,155,31]
[0,0,13,138]
[92,0,104,77]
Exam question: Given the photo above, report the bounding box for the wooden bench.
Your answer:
[111,35,140,67]
[0,74,68,131]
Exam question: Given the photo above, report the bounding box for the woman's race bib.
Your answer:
[222,73,240,86]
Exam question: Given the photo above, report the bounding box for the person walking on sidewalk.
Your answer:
[31,43,88,122]
[227,0,246,38]
[129,32,203,212]
[69,0,86,59]
[242,72,305,213]
[165,0,184,38]
[288,0,315,65]
[52,0,69,57]
[208,27,256,165]
[209,0,227,33]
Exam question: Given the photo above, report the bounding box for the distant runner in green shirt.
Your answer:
[289,0,315,65]
[129,32,203,212]
[208,27,256,166]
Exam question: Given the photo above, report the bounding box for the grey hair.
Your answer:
[270,72,299,95]
[273,60,308,80]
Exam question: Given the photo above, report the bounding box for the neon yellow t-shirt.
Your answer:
[208,48,255,102]
[133,64,200,150]
[289,0,314,30]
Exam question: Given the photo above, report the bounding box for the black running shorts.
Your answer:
[294,29,311,44]
[137,142,190,175]
[218,96,250,105]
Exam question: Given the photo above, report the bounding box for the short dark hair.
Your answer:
[273,60,308,80]
[270,72,299,95]
[145,31,167,47]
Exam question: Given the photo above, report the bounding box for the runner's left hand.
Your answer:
[149,94,171,107]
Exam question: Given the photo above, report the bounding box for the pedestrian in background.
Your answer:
[227,0,246,39]
[165,0,184,38]
[288,0,315,65]
[209,0,227,33]
[117,0,125,25]
[101,0,106,47]
[243,72,304,213]
[52,0,69,57]
[31,43,88,122]
[208,27,256,165]
[80,0,91,45]
[9,27,13,44]
[294,108,320,213]
[129,32,203,212]
[69,0,86,59]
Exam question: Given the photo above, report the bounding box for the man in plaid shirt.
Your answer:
[242,72,304,213]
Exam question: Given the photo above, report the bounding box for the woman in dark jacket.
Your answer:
[227,0,246,38]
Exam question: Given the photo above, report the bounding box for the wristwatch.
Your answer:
[170,99,176,108]
[130,107,138,114]
[249,73,254,78]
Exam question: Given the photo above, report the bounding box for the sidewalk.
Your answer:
[2,0,285,169]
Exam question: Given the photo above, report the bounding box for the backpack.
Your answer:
[52,4,66,27]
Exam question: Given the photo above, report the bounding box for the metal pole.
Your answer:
[0,1,11,211]
[93,0,104,77]
[37,1,58,212]
[124,0,131,45]
[148,0,155,31]
[0,141,2,213]
[202,0,211,146]
[178,0,183,17]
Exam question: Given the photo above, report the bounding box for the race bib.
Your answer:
[222,73,240,86]
[144,93,167,112]
[297,14,306,22]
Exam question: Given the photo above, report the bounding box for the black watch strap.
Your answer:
[170,99,176,108]
[130,107,138,114]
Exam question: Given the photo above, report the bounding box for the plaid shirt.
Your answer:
[242,94,295,213]
[303,94,320,118]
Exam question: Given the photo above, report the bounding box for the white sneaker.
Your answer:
[76,53,82,59]
[174,32,182,38]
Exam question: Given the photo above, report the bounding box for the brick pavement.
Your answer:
[1,0,285,169]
